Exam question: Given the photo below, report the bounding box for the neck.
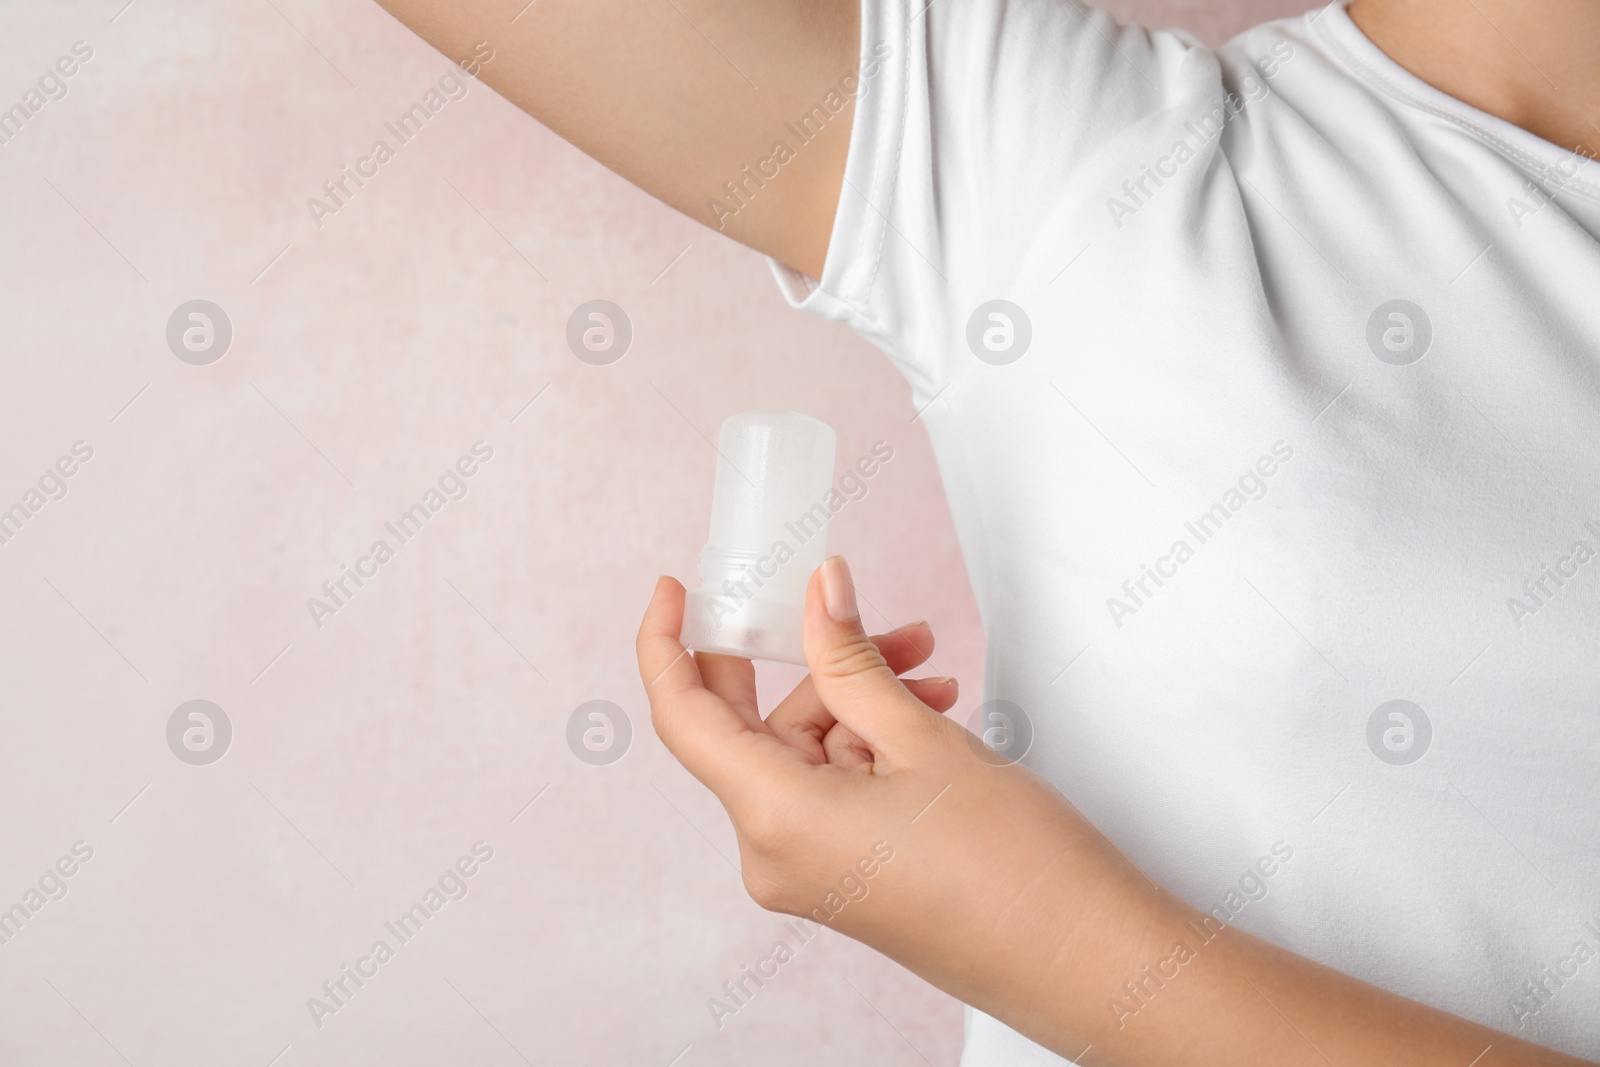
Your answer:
[1347,0,1600,159]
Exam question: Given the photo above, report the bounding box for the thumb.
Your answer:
[803,556,936,755]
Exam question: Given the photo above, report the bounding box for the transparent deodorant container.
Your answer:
[679,410,838,665]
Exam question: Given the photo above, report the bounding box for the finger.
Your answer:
[635,576,754,790]
[765,621,937,753]
[877,620,937,674]
[903,676,959,714]
[803,557,938,756]
[694,651,762,730]
[767,619,935,725]
[635,577,702,697]
[819,677,956,771]
[822,721,875,769]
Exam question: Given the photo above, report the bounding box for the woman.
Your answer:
[378,0,1600,1062]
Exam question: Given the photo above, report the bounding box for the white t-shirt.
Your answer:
[772,0,1600,1062]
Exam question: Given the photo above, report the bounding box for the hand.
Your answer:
[639,558,1597,1067]
[636,556,1172,1049]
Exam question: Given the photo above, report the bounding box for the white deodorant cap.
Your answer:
[679,410,837,664]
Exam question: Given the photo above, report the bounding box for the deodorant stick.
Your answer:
[679,410,838,664]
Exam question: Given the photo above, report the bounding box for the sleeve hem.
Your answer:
[766,0,913,330]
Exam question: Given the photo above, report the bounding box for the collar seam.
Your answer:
[1308,3,1600,203]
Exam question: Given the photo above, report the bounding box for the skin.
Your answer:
[372,0,856,276]
[1348,0,1600,159]
[371,0,1599,278]
[374,0,1600,1059]
[638,560,1596,1065]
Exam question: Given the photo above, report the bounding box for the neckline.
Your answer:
[1309,1,1600,202]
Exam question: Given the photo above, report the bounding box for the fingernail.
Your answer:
[821,556,858,622]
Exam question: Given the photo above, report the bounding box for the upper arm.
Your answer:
[373,0,861,277]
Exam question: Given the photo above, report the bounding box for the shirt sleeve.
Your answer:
[769,0,1219,394]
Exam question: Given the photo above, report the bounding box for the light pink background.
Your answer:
[0,1,1311,1063]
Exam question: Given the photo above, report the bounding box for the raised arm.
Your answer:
[372,0,860,276]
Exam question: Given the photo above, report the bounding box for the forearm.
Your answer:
[868,775,1593,1067]
[1124,923,1591,1067]
[637,569,1594,1067]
